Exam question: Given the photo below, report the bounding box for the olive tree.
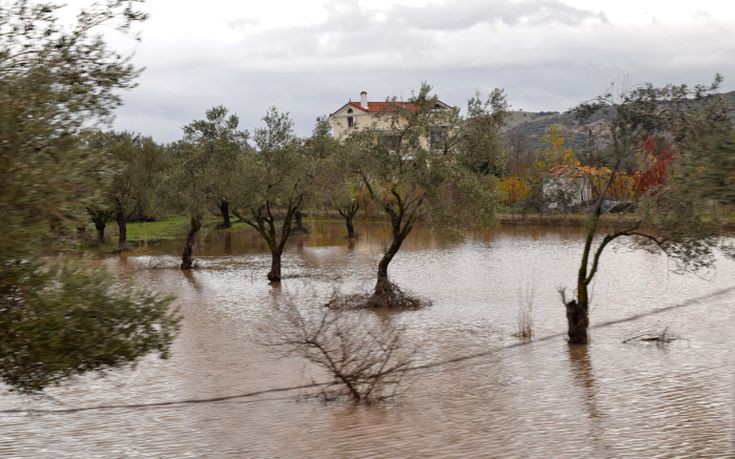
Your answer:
[457,89,510,176]
[167,105,248,269]
[84,131,166,249]
[563,77,731,345]
[308,118,365,239]
[182,105,249,229]
[347,83,497,307]
[232,107,313,283]
[0,0,180,393]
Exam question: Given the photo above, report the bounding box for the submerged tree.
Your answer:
[347,83,497,307]
[563,77,731,345]
[0,1,180,392]
[232,108,312,283]
[167,105,248,269]
[263,293,417,402]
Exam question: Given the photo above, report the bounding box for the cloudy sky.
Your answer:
[72,0,735,141]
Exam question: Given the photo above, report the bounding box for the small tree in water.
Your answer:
[168,105,248,269]
[564,76,731,345]
[232,108,313,283]
[262,294,417,402]
[346,83,498,307]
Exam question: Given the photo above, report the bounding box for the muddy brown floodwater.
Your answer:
[1,222,734,458]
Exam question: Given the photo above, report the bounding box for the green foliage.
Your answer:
[458,88,510,176]
[684,129,735,206]
[307,120,368,218]
[0,258,178,393]
[348,83,497,234]
[167,105,248,219]
[0,0,180,392]
[231,107,314,280]
[183,105,249,205]
[84,131,168,225]
[233,107,311,244]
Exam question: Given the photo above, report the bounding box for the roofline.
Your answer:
[329,101,367,117]
[331,99,457,117]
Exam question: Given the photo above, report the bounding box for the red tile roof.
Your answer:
[347,101,418,113]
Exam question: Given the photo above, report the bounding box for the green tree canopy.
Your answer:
[231,107,314,282]
[457,89,510,176]
[84,131,168,248]
[0,0,179,393]
[563,76,732,344]
[345,83,497,306]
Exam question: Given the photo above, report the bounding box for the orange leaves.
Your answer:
[633,136,674,196]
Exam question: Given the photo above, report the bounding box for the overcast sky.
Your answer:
[70,0,735,141]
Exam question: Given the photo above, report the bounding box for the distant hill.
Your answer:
[504,90,735,152]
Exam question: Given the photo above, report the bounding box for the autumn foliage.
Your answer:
[633,136,674,196]
[499,176,530,207]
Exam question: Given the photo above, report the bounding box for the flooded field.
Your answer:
[2,222,734,458]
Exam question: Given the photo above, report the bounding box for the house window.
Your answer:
[381,134,401,151]
[347,108,354,128]
[430,127,447,150]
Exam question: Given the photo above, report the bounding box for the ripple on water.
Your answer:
[2,223,734,458]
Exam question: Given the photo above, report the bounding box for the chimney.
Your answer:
[360,91,368,109]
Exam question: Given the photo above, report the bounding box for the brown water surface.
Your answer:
[1,222,734,458]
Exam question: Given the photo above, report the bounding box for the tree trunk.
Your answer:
[338,203,359,239]
[568,237,593,344]
[293,210,307,233]
[345,215,356,239]
[267,250,282,283]
[567,202,601,345]
[116,213,127,249]
[94,219,106,243]
[566,291,589,345]
[374,229,404,296]
[181,216,202,270]
[219,200,231,228]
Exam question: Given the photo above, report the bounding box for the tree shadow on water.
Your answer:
[567,345,612,455]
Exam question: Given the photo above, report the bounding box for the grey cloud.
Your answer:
[234,0,605,64]
[227,17,259,29]
[390,0,607,31]
[110,1,735,142]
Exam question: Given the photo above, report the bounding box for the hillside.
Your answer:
[504,90,735,152]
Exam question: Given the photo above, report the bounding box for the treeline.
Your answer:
[85,85,504,284]
[83,81,735,343]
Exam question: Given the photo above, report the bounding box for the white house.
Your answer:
[329,91,455,149]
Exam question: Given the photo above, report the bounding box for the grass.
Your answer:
[124,216,256,242]
[107,205,735,243]
[512,286,534,340]
[125,216,191,242]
